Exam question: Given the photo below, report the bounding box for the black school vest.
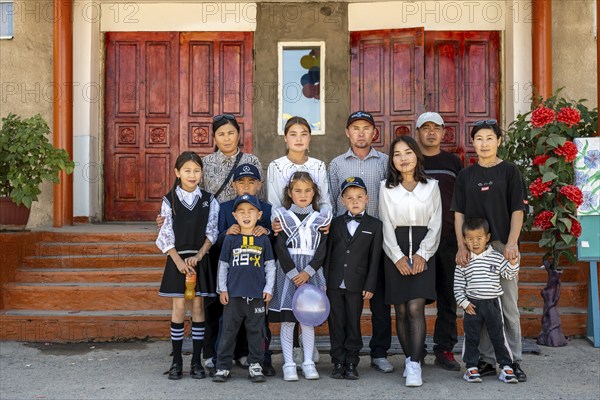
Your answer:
[164,188,213,253]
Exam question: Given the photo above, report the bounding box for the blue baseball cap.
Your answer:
[340,177,367,194]
[233,194,261,211]
[233,163,261,181]
[346,111,375,128]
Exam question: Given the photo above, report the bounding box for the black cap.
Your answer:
[340,177,367,194]
[346,111,375,128]
[233,194,261,211]
[233,164,261,181]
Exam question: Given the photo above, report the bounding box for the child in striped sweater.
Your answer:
[454,218,519,384]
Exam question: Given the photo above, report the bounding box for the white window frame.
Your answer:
[277,41,326,136]
[0,0,14,40]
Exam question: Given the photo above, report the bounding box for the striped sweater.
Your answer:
[454,246,519,310]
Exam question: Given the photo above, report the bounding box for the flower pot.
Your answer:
[0,197,30,230]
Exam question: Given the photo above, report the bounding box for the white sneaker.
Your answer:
[235,356,249,368]
[293,347,303,370]
[498,365,518,384]
[301,361,320,380]
[283,363,299,381]
[248,363,266,383]
[204,358,214,368]
[405,359,423,387]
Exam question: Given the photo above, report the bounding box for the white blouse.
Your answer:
[266,155,332,215]
[378,178,442,263]
[156,186,220,254]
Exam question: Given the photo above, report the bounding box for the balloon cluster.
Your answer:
[292,283,330,327]
[299,50,320,99]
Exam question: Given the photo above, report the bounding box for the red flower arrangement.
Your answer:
[570,218,582,238]
[553,141,578,162]
[533,210,555,230]
[557,107,581,128]
[529,177,553,198]
[559,185,583,207]
[533,154,550,166]
[531,106,556,127]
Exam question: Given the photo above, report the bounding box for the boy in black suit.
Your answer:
[324,177,383,380]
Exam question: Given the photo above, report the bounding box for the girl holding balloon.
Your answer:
[268,171,332,382]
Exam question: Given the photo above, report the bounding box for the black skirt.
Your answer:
[384,226,437,305]
[159,252,216,299]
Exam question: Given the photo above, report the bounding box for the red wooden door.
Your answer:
[350,30,499,162]
[425,31,500,165]
[350,28,425,152]
[104,32,253,220]
[104,32,180,221]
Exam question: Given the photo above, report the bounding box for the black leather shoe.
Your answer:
[190,363,206,379]
[512,362,527,382]
[262,363,276,377]
[208,366,216,378]
[331,363,345,379]
[477,360,497,377]
[344,363,359,380]
[167,363,183,380]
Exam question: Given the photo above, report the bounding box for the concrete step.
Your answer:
[0,306,587,342]
[22,254,165,269]
[14,268,164,284]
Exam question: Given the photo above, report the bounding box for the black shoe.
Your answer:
[434,351,461,371]
[477,360,497,377]
[190,363,206,379]
[344,363,359,380]
[262,363,276,377]
[512,362,527,382]
[208,366,216,378]
[167,363,183,380]
[331,363,345,379]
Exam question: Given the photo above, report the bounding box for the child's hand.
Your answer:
[185,256,198,267]
[272,218,282,235]
[464,303,476,315]
[177,259,195,275]
[362,290,373,300]
[263,292,272,303]
[156,214,165,229]
[220,291,229,305]
[292,271,310,286]
[227,224,241,235]
[319,223,331,235]
[395,256,412,276]
[253,226,268,237]
[411,254,426,274]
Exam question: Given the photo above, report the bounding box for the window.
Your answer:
[278,42,325,135]
[0,1,14,39]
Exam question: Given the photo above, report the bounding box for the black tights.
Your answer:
[395,298,427,361]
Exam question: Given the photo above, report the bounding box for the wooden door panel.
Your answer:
[105,32,180,220]
[351,28,424,152]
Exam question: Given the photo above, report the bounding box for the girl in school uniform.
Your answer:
[156,151,220,380]
[268,172,332,381]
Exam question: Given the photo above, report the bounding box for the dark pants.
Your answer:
[328,288,364,366]
[369,255,392,358]
[462,298,513,369]
[369,256,391,359]
[433,238,458,354]
[216,297,266,370]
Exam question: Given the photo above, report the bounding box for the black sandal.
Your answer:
[166,363,183,380]
[190,363,206,379]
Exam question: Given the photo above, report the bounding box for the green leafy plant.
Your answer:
[0,113,74,208]
[500,89,598,269]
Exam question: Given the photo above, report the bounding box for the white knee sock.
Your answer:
[281,322,295,365]
[300,324,315,363]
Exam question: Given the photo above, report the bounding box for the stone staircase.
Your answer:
[0,228,590,342]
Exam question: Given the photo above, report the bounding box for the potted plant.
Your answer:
[0,113,74,228]
[500,89,598,346]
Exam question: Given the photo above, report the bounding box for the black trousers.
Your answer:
[328,288,364,366]
[216,297,266,370]
[462,297,513,369]
[369,256,391,358]
[433,238,458,353]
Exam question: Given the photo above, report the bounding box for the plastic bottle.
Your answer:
[184,273,196,301]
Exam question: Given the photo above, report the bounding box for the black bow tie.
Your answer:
[344,214,362,223]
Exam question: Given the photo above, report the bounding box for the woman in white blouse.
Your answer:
[267,116,331,214]
[379,135,442,387]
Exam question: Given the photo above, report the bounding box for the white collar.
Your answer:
[470,245,494,260]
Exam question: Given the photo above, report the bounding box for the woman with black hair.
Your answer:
[451,120,528,382]
[378,135,442,387]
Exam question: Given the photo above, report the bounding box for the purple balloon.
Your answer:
[292,284,330,327]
